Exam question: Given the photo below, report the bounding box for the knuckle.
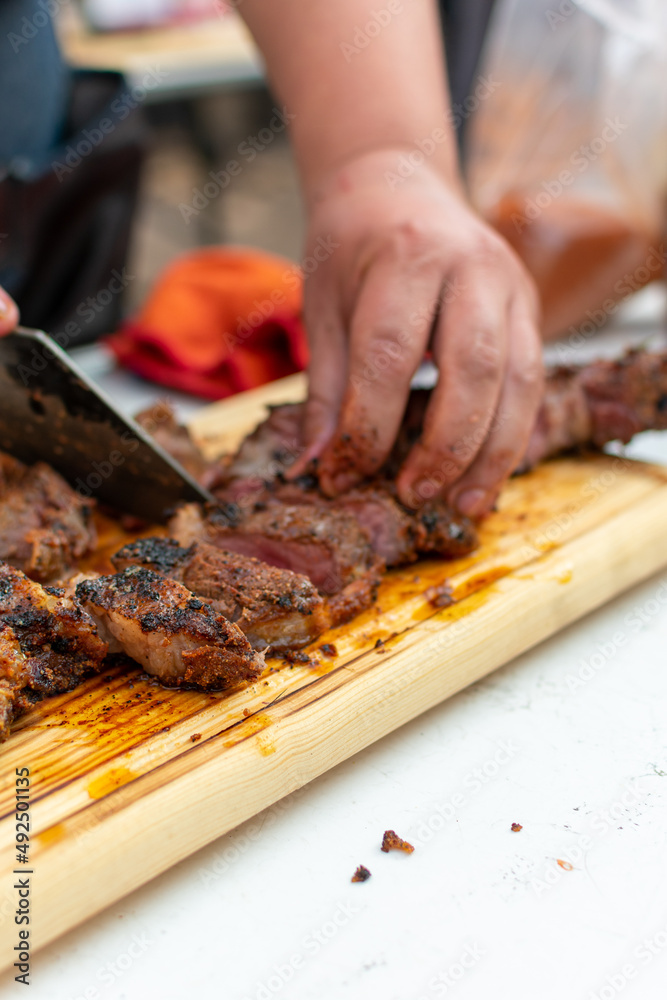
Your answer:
[458,328,503,382]
[387,218,439,265]
[354,327,416,386]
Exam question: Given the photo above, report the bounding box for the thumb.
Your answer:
[0,287,19,336]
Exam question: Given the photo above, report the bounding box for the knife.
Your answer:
[0,327,214,520]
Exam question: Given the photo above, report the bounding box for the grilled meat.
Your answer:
[523,348,667,468]
[76,567,265,689]
[170,498,383,604]
[221,349,667,505]
[215,406,478,565]
[169,501,383,626]
[0,562,108,741]
[0,453,96,581]
[134,402,221,489]
[111,537,331,652]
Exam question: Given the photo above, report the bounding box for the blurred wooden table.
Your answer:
[56,9,264,99]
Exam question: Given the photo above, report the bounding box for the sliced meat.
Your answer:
[0,562,108,741]
[134,402,223,489]
[171,501,382,596]
[76,567,264,690]
[111,537,331,653]
[0,453,96,581]
[222,402,303,501]
[332,485,477,564]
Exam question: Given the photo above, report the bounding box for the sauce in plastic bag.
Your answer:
[490,195,662,339]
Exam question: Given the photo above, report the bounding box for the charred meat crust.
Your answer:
[76,566,264,689]
[0,562,108,740]
[0,453,96,581]
[112,537,331,652]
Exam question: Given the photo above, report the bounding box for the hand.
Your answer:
[296,149,544,518]
[0,286,19,336]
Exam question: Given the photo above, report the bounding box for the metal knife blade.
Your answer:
[0,327,214,521]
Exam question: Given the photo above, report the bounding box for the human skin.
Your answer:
[239,0,544,518]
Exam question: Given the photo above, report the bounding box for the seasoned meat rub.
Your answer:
[76,567,264,690]
[112,537,331,652]
[0,562,108,741]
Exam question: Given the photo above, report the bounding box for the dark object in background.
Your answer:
[0,69,146,345]
[437,0,497,151]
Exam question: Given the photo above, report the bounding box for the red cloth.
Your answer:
[106,247,308,399]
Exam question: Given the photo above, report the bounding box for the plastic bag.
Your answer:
[466,0,667,338]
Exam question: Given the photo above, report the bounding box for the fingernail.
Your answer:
[455,489,488,518]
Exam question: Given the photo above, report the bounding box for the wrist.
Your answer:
[301,143,465,212]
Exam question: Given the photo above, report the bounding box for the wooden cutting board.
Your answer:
[2,372,667,972]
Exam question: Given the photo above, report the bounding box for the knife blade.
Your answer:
[0,327,214,521]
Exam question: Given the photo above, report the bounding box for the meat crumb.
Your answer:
[283,649,316,664]
[351,865,371,883]
[425,584,454,608]
[374,638,384,649]
[381,830,415,854]
[190,733,202,742]
[319,643,338,658]
[242,708,252,717]
[511,822,523,832]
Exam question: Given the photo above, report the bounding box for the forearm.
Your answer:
[238,0,461,200]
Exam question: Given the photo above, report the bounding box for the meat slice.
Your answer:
[0,562,108,741]
[134,402,222,489]
[76,567,264,690]
[170,501,383,597]
[0,453,96,581]
[221,402,303,501]
[111,537,331,653]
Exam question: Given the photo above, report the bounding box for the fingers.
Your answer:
[445,297,543,516]
[286,269,348,478]
[0,287,19,336]
[446,296,543,517]
[317,252,441,495]
[396,270,510,508]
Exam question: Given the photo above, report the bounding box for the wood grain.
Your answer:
[1,377,667,971]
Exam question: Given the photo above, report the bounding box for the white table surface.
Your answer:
[3,296,667,1000]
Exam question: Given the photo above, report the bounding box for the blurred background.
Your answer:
[56,0,304,315]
